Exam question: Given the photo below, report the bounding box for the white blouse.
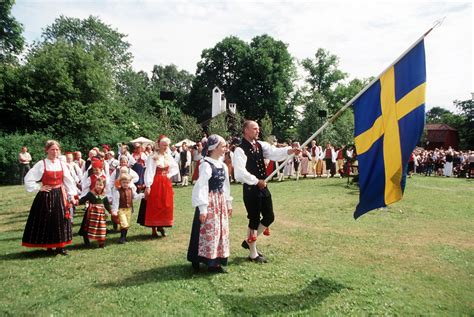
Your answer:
[144,153,179,188]
[24,159,78,196]
[234,141,290,185]
[192,157,233,215]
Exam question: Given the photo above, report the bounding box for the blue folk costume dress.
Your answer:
[187,157,233,269]
[131,151,147,191]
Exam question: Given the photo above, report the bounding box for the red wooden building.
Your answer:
[424,124,459,150]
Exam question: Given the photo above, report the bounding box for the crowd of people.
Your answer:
[409,147,474,178]
[17,121,474,273]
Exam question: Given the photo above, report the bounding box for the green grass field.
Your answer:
[0,176,473,316]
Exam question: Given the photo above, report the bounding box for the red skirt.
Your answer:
[266,161,275,176]
[192,160,200,181]
[144,174,174,227]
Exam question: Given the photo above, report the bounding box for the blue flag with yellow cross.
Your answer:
[353,40,426,219]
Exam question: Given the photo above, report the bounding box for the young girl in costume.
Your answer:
[78,178,111,248]
[187,134,233,273]
[111,173,144,244]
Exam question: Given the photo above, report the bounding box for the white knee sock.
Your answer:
[249,241,258,259]
[257,223,267,236]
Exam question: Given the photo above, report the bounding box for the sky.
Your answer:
[12,0,473,113]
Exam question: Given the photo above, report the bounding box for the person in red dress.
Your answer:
[137,135,179,237]
[22,140,78,255]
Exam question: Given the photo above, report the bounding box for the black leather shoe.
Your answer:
[158,227,167,237]
[192,262,200,272]
[56,248,68,256]
[241,240,264,257]
[208,266,228,273]
[248,255,267,263]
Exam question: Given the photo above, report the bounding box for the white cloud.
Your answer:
[13,0,473,112]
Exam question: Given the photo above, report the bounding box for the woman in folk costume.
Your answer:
[300,146,311,178]
[292,142,302,180]
[131,143,147,192]
[74,151,86,176]
[78,178,111,247]
[137,135,179,238]
[187,135,233,273]
[170,145,182,185]
[64,152,81,223]
[191,142,203,183]
[22,140,78,255]
[315,144,324,177]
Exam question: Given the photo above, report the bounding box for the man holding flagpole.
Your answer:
[234,120,300,263]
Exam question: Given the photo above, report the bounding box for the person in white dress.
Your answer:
[187,134,233,273]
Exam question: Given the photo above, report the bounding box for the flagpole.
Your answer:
[264,19,443,183]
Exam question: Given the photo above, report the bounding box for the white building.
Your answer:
[212,87,227,117]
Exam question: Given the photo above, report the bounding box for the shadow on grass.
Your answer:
[97,263,206,288]
[127,234,161,242]
[221,277,346,315]
[0,249,58,260]
[0,218,28,226]
[0,235,21,242]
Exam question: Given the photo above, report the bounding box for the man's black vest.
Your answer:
[239,138,267,180]
[180,150,188,165]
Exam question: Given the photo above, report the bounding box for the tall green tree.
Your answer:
[187,36,249,121]
[151,64,194,109]
[42,15,132,74]
[3,40,122,147]
[426,106,452,123]
[260,112,273,141]
[301,48,347,102]
[0,0,24,62]
[188,35,296,138]
[207,113,230,140]
[454,98,474,149]
[298,48,365,146]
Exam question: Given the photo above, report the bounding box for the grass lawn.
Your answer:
[0,176,473,315]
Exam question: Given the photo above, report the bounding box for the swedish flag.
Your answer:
[353,40,426,219]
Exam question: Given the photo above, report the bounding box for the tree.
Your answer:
[1,40,128,148]
[426,106,452,123]
[188,35,296,138]
[227,111,245,138]
[454,98,474,149]
[260,112,273,142]
[297,48,365,146]
[301,48,347,101]
[207,113,230,140]
[150,64,194,110]
[297,92,327,144]
[42,15,132,74]
[187,36,250,121]
[0,0,24,61]
[173,114,203,142]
